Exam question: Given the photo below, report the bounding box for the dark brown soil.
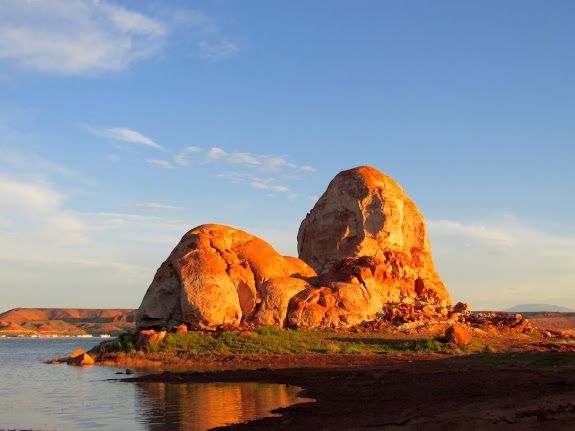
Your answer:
[124,351,575,430]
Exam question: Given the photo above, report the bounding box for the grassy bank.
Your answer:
[97,326,479,357]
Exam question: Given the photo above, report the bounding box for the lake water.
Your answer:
[0,338,312,430]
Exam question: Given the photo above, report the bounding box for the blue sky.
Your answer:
[0,0,574,312]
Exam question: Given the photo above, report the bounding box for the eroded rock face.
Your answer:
[298,166,451,306]
[137,167,452,331]
[136,224,317,330]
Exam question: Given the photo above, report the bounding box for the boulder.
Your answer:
[298,166,451,306]
[135,329,167,348]
[174,324,188,334]
[445,325,472,345]
[137,224,318,330]
[67,348,95,366]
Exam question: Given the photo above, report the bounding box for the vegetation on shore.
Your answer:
[86,326,575,368]
[97,326,482,357]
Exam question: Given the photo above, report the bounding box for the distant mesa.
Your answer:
[0,308,135,323]
[0,308,136,336]
[137,166,452,331]
[504,304,575,313]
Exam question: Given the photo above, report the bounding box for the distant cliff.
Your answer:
[0,308,136,336]
[0,308,136,323]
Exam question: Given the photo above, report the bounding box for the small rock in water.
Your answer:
[66,348,95,366]
[126,368,135,375]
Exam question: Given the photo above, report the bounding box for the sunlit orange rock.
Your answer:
[298,166,451,306]
[445,325,472,345]
[135,329,167,348]
[136,224,318,330]
[67,348,95,365]
[136,167,452,331]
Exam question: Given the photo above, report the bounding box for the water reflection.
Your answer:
[136,382,313,431]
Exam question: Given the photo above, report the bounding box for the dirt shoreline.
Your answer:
[122,351,575,430]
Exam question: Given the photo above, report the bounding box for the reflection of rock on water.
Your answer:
[136,381,312,431]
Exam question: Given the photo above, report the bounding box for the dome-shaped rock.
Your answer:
[298,166,451,306]
[136,224,317,330]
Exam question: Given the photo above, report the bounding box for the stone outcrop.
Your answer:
[298,166,450,305]
[136,166,452,331]
[136,224,318,330]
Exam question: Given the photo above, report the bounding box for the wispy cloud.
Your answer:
[427,217,575,310]
[206,147,261,167]
[202,147,314,173]
[147,159,174,169]
[171,146,314,174]
[171,146,314,198]
[217,172,293,197]
[0,0,166,75]
[174,146,202,166]
[427,220,515,247]
[0,144,90,184]
[98,127,163,150]
[127,203,182,211]
[251,182,289,192]
[0,177,195,309]
[172,9,239,60]
[198,40,239,60]
[0,1,242,75]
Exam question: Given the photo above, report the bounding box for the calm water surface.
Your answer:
[0,338,312,430]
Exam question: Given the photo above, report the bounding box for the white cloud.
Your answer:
[0,176,88,244]
[128,203,182,211]
[206,147,261,167]
[0,0,166,74]
[217,172,293,196]
[427,217,575,310]
[0,144,90,184]
[427,220,515,247]
[217,172,253,184]
[99,127,163,149]
[202,147,314,173]
[0,178,196,309]
[147,159,174,169]
[174,146,202,166]
[0,176,62,215]
[251,182,289,193]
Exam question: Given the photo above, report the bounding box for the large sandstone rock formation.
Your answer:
[136,166,451,331]
[298,166,450,306]
[136,224,317,330]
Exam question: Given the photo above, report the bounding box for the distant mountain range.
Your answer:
[503,304,575,313]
